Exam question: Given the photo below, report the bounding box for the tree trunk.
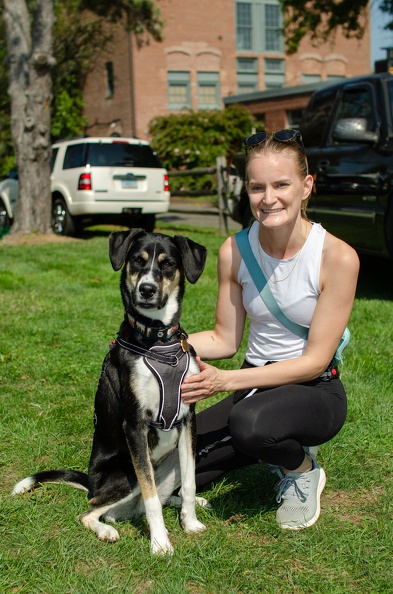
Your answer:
[4,0,55,235]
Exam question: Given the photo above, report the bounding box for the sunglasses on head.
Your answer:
[244,129,305,154]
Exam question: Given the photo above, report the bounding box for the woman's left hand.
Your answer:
[181,357,225,404]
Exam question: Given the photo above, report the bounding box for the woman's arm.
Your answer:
[182,232,360,403]
[187,235,247,360]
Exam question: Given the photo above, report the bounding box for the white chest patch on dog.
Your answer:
[132,357,161,416]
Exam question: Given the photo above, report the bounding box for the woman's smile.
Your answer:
[261,207,284,214]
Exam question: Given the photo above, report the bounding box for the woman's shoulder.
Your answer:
[218,233,243,281]
[322,229,360,274]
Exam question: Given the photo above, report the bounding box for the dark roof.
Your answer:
[223,73,393,105]
[223,81,334,105]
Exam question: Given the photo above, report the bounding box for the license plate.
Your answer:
[122,179,137,189]
[122,208,142,215]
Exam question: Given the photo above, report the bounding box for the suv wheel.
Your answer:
[0,198,11,234]
[52,196,76,236]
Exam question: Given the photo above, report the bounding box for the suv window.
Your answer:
[328,86,377,146]
[50,147,59,172]
[63,143,86,170]
[300,87,337,147]
[86,142,162,168]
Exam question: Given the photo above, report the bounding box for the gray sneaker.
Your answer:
[275,458,326,530]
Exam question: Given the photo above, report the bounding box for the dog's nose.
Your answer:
[139,283,157,299]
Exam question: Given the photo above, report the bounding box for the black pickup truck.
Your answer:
[231,73,393,259]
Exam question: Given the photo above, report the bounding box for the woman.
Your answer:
[181,130,359,530]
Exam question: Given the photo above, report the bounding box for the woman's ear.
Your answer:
[303,174,314,198]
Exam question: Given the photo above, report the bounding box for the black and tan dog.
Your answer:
[12,229,208,555]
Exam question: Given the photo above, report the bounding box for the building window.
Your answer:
[326,74,346,81]
[106,62,114,97]
[301,73,322,84]
[168,71,191,110]
[236,2,253,50]
[197,72,220,109]
[237,58,258,94]
[265,5,281,51]
[264,58,285,88]
[236,0,283,53]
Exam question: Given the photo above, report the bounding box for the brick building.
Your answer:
[83,0,371,139]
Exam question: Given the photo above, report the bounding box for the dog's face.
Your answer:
[125,234,183,317]
[109,230,207,324]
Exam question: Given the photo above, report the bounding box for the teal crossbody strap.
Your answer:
[235,228,309,340]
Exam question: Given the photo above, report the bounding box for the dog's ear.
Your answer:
[109,229,147,271]
[173,235,208,284]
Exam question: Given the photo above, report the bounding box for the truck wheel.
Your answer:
[0,198,11,233]
[52,196,76,236]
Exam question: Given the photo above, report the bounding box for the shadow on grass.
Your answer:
[78,223,226,242]
[196,463,278,521]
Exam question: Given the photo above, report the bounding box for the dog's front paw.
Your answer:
[181,516,206,533]
[81,512,120,543]
[150,535,174,555]
[96,523,120,543]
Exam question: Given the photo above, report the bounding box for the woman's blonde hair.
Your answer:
[245,133,311,220]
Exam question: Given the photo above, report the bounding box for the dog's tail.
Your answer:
[11,469,89,496]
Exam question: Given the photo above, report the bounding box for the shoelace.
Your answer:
[275,474,309,504]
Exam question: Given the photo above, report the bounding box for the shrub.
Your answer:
[148,105,262,192]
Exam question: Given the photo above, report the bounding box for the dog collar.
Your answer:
[127,314,180,342]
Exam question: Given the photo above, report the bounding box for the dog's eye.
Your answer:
[134,256,146,267]
[161,259,174,270]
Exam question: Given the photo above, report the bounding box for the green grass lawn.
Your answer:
[1,223,392,593]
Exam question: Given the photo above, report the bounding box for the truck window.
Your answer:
[387,80,393,126]
[300,87,337,148]
[328,87,376,146]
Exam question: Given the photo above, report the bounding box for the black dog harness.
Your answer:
[115,336,191,432]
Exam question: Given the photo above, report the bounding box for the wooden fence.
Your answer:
[168,156,230,235]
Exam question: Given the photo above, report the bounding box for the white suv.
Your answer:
[51,137,170,235]
[0,137,170,236]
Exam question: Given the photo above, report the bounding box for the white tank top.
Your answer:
[238,221,326,365]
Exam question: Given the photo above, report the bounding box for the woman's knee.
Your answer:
[229,400,269,457]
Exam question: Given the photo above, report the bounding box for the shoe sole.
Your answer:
[279,467,326,531]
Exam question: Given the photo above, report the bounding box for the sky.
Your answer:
[371,2,393,67]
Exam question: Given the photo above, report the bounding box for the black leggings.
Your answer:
[194,373,347,491]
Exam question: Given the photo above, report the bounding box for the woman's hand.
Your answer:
[181,357,225,404]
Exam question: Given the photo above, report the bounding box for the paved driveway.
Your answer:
[157,202,241,232]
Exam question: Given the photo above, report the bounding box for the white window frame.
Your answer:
[236,0,284,53]
[264,57,285,88]
[168,71,191,110]
[197,72,220,110]
[237,57,259,93]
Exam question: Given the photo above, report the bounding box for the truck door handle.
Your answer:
[317,160,330,172]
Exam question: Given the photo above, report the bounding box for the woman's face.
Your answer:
[245,151,313,230]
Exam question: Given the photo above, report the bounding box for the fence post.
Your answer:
[216,156,228,235]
